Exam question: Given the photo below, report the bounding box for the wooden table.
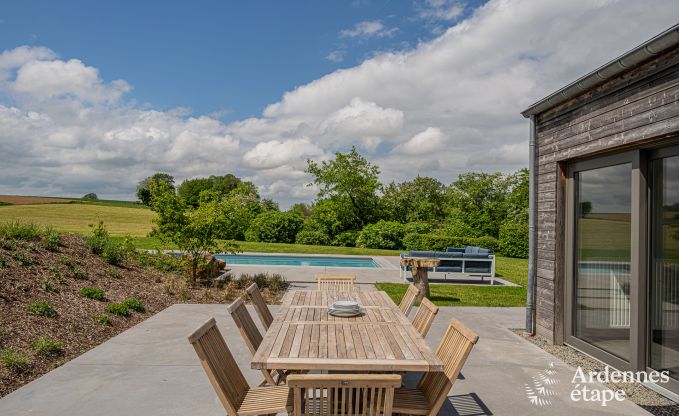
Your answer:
[251,290,443,372]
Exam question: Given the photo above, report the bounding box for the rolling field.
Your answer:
[0,203,155,236]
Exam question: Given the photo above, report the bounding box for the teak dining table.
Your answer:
[251,290,443,372]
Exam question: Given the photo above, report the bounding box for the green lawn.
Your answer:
[375,282,526,307]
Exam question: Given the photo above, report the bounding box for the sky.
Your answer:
[0,0,678,208]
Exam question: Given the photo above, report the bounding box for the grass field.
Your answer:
[0,203,155,236]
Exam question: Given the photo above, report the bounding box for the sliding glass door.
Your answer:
[573,162,632,361]
[650,152,679,382]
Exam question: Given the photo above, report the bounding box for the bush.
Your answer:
[30,337,64,356]
[92,315,112,325]
[402,233,499,253]
[233,273,288,293]
[80,287,106,301]
[122,298,145,312]
[499,221,529,258]
[332,230,360,247]
[105,303,130,317]
[0,221,42,240]
[355,221,406,250]
[27,301,58,317]
[87,221,109,255]
[43,228,61,251]
[82,193,98,200]
[403,221,433,235]
[295,230,331,246]
[102,241,131,266]
[0,349,30,372]
[245,211,304,244]
[40,279,56,293]
[134,251,185,274]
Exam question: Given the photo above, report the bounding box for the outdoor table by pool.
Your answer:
[251,290,444,372]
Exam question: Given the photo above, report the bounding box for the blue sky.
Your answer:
[0,0,677,205]
[0,0,484,121]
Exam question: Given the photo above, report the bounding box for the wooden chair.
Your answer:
[288,374,401,416]
[392,319,479,416]
[187,317,293,416]
[398,285,420,316]
[411,298,439,338]
[316,274,356,292]
[228,297,282,386]
[246,283,274,330]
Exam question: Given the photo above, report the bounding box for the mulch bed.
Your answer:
[0,234,285,397]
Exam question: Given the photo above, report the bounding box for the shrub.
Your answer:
[355,221,406,250]
[0,221,42,240]
[234,273,288,293]
[12,250,32,266]
[0,256,4,268]
[82,193,98,200]
[122,298,145,312]
[134,251,185,274]
[80,287,106,301]
[86,221,109,255]
[102,241,130,266]
[27,301,58,317]
[295,230,331,246]
[40,279,56,293]
[402,233,500,253]
[30,337,64,356]
[403,221,433,235]
[105,303,130,317]
[245,211,304,244]
[70,265,88,279]
[332,230,360,247]
[499,221,529,258]
[92,314,112,325]
[42,228,61,251]
[0,349,30,372]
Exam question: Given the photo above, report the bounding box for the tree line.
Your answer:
[138,147,528,258]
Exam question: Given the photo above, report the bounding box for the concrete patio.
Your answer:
[0,303,650,415]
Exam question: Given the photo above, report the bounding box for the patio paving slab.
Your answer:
[0,303,651,415]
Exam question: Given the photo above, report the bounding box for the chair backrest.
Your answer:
[411,298,438,337]
[227,297,263,355]
[288,374,401,416]
[187,318,250,415]
[247,283,274,330]
[316,274,356,292]
[399,284,420,316]
[417,319,479,416]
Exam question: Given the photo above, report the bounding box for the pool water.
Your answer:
[214,254,380,268]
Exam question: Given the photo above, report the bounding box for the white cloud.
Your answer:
[1,0,678,207]
[340,21,398,39]
[242,138,325,169]
[417,0,465,21]
[392,127,444,155]
[326,50,345,62]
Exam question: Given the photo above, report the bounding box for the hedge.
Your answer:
[402,233,500,253]
[499,221,528,258]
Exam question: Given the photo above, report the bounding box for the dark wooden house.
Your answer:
[522,24,679,398]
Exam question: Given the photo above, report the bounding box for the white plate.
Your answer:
[332,300,359,309]
[328,308,362,317]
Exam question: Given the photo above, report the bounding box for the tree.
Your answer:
[151,183,237,287]
[82,193,98,200]
[290,203,312,217]
[380,176,447,224]
[137,173,175,206]
[306,147,381,229]
[177,174,242,208]
[445,172,511,238]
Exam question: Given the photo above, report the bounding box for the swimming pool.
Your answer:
[214,254,380,268]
